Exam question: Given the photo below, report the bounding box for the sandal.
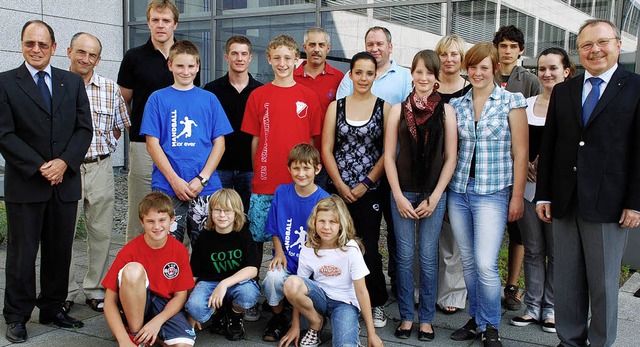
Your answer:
[85,298,105,312]
[437,306,460,315]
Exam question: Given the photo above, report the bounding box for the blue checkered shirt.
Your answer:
[449,85,526,194]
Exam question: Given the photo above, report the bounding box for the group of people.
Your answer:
[1,0,639,347]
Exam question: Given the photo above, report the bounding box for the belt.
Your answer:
[83,154,110,164]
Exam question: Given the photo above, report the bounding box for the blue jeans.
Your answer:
[184,279,260,323]
[217,170,253,214]
[300,277,361,347]
[262,268,292,306]
[447,179,509,331]
[391,191,446,323]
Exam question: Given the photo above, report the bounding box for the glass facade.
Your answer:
[125,0,639,85]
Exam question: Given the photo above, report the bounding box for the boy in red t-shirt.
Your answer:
[102,192,195,347]
[240,35,322,278]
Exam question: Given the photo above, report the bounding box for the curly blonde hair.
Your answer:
[205,188,246,232]
[306,195,364,256]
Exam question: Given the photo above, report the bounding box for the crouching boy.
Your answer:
[102,192,196,346]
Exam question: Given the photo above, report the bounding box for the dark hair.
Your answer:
[225,35,252,54]
[21,20,55,44]
[538,47,575,78]
[70,32,103,56]
[288,143,321,167]
[349,51,377,71]
[365,26,392,44]
[138,191,175,220]
[411,50,441,82]
[493,25,525,51]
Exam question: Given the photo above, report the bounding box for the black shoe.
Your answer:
[62,300,74,313]
[418,329,435,341]
[263,312,288,342]
[510,315,538,327]
[451,318,477,341]
[502,285,522,311]
[634,287,640,298]
[394,324,411,339]
[481,325,502,347]
[39,312,84,329]
[6,322,27,343]
[208,309,227,336]
[226,310,245,341]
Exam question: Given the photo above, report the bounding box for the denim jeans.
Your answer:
[447,179,510,331]
[300,277,361,347]
[184,279,260,323]
[217,170,253,214]
[391,191,446,323]
[517,199,554,321]
[262,268,292,306]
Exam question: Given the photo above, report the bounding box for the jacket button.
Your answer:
[579,141,585,146]
[573,167,577,171]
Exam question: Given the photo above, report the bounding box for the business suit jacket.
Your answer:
[0,63,93,202]
[535,66,640,222]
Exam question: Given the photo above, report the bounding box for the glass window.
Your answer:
[214,13,316,83]
[538,21,566,54]
[130,0,213,22]
[129,21,213,82]
[622,0,640,36]
[451,0,497,44]
[500,6,536,57]
[372,3,442,36]
[216,0,315,15]
[571,0,593,16]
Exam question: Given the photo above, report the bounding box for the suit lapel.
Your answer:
[15,64,50,114]
[51,67,66,114]
[585,67,627,127]
[571,74,584,127]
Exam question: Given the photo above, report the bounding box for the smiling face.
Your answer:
[288,160,320,190]
[148,8,177,45]
[315,210,341,248]
[303,31,330,68]
[537,53,570,91]
[225,42,252,74]
[412,58,437,96]
[168,53,199,89]
[349,58,376,94]
[141,209,174,247]
[577,22,621,76]
[68,34,101,79]
[467,56,496,90]
[267,45,297,80]
[22,22,56,71]
[210,204,235,234]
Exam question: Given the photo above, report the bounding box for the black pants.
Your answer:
[345,189,389,307]
[3,193,77,323]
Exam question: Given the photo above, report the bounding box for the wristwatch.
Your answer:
[197,175,209,187]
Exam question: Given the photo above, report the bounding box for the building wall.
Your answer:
[0,0,126,166]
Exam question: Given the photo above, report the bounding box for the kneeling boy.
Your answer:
[103,192,196,347]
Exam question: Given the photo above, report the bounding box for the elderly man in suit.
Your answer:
[0,20,92,343]
[535,19,640,347]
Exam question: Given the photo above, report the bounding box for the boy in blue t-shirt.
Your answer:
[261,143,329,342]
[141,40,232,244]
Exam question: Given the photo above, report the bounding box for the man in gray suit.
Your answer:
[535,19,640,347]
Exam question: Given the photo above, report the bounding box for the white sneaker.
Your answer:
[372,306,387,328]
[300,328,320,347]
[244,303,260,322]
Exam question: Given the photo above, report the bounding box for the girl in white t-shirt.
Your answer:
[278,195,383,347]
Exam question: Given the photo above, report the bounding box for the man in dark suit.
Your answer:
[535,19,640,347]
[0,20,92,343]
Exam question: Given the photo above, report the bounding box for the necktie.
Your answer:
[582,77,603,126]
[37,70,52,112]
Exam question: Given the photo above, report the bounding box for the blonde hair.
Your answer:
[435,34,467,63]
[205,188,246,232]
[146,0,179,23]
[288,143,321,167]
[306,195,364,256]
[267,35,300,58]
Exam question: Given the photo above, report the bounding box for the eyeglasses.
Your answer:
[578,38,617,52]
[22,41,52,50]
[212,208,234,215]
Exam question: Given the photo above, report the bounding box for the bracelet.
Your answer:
[361,176,374,189]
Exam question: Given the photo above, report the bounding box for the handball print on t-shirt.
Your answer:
[296,101,308,118]
[319,264,341,277]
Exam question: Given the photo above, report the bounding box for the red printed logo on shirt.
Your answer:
[319,265,341,277]
[295,101,308,119]
[163,262,180,279]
